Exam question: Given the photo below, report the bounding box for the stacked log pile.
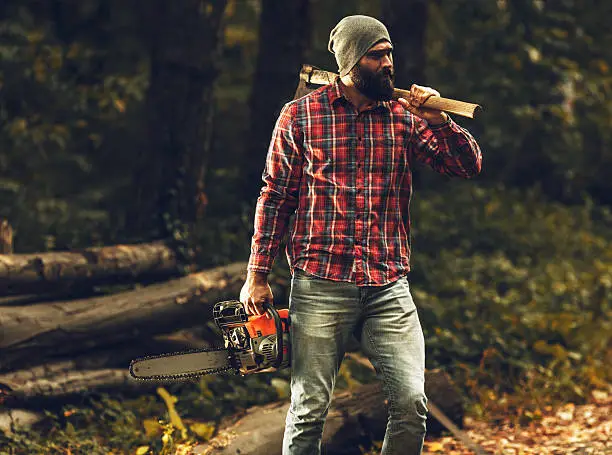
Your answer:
[0,245,248,394]
[0,233,466,452]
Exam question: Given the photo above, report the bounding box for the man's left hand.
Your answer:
[398,84,448,125]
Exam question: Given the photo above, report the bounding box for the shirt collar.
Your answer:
[327,77,391,112]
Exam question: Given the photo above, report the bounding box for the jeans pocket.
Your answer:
[293,267,321,281]
[397,277,417,313]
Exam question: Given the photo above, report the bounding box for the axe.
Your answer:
[294,64,482,119]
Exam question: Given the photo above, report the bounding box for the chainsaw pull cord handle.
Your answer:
[263,302,284,368]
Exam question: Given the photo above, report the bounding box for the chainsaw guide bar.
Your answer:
[129,347,234,381]
[129,300,291,381]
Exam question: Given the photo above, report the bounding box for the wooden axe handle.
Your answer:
[392,88,481,119]
[302,64,482,119]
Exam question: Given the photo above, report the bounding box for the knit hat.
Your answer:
[328,15,392,77]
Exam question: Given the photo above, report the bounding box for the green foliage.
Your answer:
[0,0,148,251]
[427,0,612,204]
[0,0,611,450]
[0,372,291,454]
[409,183,611,418]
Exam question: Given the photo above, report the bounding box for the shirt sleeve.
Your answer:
[409,115,482,178]
[247,103,303,273]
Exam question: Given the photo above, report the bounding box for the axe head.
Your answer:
[292,64,328,100]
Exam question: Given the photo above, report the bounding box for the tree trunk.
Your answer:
[132,0,227,247]
[0,241,179,296]
[192,370,463,455]
[0,262,248,372]
[242,0,311,203]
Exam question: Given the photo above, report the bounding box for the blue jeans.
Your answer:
[282,268,428,455]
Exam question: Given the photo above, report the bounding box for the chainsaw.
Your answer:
[129,300,290,381]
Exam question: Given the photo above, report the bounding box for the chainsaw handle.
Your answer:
[263,303,284,368]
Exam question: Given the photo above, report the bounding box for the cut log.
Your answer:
[0,241,180,296]
[0,332,212,397]
[1,368,146,402]
[0,409,44,435]
[345,353,464,435]
[190,370,462,455]
[0,331,220,411]
[0,262,248,372]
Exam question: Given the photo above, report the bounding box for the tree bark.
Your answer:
[0,262,248,372]
[242,0,311,203]
[0,241,179,296]
[132,0,227,247]
[0,368,158,433]
[191,370,463,455]
[0,332,211,393]
[1,369,143,402]
[0,409,44,435]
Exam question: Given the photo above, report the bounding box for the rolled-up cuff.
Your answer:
[247,253,275,273]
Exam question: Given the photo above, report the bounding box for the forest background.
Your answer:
[0,0,610,453]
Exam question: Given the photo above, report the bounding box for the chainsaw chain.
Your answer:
[129,346,237,381]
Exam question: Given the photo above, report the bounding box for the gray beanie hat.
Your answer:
[328,15,392,77]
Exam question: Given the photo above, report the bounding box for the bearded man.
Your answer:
[240,15,482,455]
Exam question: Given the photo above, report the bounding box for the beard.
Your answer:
[349,63,395,101]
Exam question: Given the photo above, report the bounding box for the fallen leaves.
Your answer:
[422,392,611,455]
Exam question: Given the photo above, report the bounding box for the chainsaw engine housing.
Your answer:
[213,300,290,375]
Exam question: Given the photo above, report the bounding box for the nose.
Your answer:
[381,54,393,70]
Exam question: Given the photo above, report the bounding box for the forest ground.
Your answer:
[418,390,611,455]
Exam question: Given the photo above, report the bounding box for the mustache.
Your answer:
[380,68,395,79]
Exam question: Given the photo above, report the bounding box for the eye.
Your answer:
[367,50,392,60]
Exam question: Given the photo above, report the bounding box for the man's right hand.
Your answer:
[239,271,274,316]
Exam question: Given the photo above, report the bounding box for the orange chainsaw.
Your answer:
[129,300,290,381]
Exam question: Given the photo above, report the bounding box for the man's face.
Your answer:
[349,41,395,101]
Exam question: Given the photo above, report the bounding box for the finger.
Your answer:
[245,301,256,316]
[250,301,261,315]
[425,87,440,97]
[411,85,425,101]
[401,97,429,116]
[399,97,419,111]
[399,98,411,111]
[414,89,430,106]
[399,98,422,116]
[248,298,263,316]
[421,88,441,104]
[421,93,436,106]
[409,85,420,106]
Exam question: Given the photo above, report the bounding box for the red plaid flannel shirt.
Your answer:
[247,80,482,286]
